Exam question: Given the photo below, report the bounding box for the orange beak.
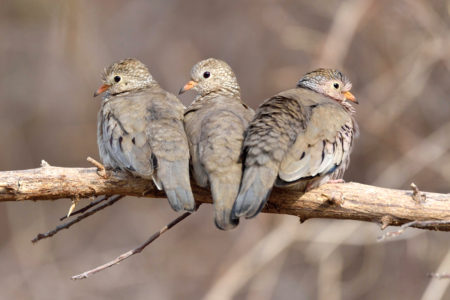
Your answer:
[93,84,110,97]
[178,80,198,95]
[343,91,358,104]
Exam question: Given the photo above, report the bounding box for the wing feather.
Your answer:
[277,102,354,185]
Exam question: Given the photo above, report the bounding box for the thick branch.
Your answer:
[0,165,449,231]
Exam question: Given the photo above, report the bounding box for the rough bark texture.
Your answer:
[0,164,449,231]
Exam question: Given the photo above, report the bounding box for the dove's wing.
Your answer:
[185,97,254,229]
[277,101,355,185]
[99,93,154,178]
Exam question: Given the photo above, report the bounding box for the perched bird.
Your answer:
[180,58,254,230]
[233,68,359,219]
[94,58,195,212]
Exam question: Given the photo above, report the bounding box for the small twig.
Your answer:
[59,195,108,221]
[378,220,450,242]
[87,156,107,178]
[32,195,124,243]
[428,273,450,279]
[66,195,80,218]
[71,205,200,280]
[40,160,51,167]
[86,156,105,171]
[411,182,426,203]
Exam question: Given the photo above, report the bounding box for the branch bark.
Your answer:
[1,163,449,231]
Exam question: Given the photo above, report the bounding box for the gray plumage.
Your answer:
[180,58,254,230]
[96,58,195,212]
[233,68,359,219]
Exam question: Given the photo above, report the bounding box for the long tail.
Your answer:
[232,165,278,219]
[209,176,240,230]
[155,159,195,212]
[232,95,304,219]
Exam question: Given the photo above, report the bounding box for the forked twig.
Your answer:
[32,195,124,243]
[378,220,450,242]
[71,205,200,280]
[60,195,109,221]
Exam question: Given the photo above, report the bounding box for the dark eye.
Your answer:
[114,76,121,83]
[203,71,210,79]
[333,83,339,89]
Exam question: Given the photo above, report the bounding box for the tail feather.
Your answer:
[156,159,195,212]
[209,178,240,230]
[233,166,277,219]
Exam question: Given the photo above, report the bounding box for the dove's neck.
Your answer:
[341,101,356,115]
[194,89,242,104]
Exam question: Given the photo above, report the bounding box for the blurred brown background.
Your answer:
[0,0,449,299]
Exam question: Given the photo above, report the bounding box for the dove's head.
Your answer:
[94,58,156,97]
[179,58,240,98]
[297,68,358,104]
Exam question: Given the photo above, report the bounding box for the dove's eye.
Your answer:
[203,72,210,79]
[114,76,121,83]
[333,83,339,89]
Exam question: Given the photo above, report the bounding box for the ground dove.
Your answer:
[94,58,195,212]
[179,58,254,230]
[233,68,359,219]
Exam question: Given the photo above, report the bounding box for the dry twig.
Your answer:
[71,207,197,280]
[31,195,124,243]
[377,220,450,242]
[422,250,450,300]
[66,195,80,218]
[59,195,108,221]
[411,182,426,203]
[428,273,450,279]
[87,156,107,178]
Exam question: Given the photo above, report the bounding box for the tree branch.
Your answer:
[0,163,449,231]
